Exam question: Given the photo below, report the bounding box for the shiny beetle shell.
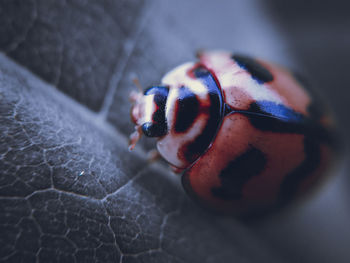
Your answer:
[129,50,338,215]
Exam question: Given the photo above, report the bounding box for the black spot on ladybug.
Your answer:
[278,137,321,203]
[232,54,274,84]
[224,101,337,150]
[244,101,307,133]
[212,147,266,200]
[247,101,307,133]
[249,101,304,123]
[243,101,334,145]
[174,86,199,133]
[181,66,224,163]
[142,86,169,137]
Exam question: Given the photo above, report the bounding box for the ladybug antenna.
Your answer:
[132,77,143,93]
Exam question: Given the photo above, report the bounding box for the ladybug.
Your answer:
[129,50,338,216]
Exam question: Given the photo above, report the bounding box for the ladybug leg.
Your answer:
[128,125,142,151]
[170,165,184,174]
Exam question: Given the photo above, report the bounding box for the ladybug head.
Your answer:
[129,85,169,149]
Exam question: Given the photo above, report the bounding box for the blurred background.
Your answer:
[1,0,349,262]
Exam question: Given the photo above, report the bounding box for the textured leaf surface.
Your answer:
[0,0,146,112]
